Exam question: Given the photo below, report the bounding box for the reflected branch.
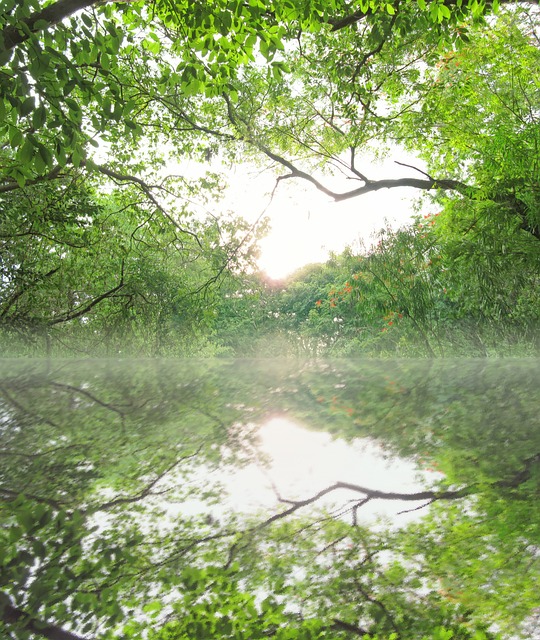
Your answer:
[90,445,204,514]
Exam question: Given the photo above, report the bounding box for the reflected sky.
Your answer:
[1,358,538,525]
[220,415,432,523]
[2,358,539,640]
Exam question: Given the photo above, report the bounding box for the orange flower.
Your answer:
[315,300,322,306]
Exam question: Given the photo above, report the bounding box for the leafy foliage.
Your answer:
[1,360,539,639]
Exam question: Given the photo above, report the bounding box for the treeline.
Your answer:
[1,175,538,357]
[215,213,540,357]
[0,175,264,357]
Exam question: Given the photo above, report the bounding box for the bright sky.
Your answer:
[222,154,425,280]
[219,416,439,525]
[128,145,427,282]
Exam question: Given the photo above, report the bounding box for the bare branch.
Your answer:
[0,592,88,640]
[331,618,371,636]
[394,160,433,179]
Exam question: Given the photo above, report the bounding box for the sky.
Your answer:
[222,153,426,280]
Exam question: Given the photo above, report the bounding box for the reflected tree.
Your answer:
[1,359,539,638]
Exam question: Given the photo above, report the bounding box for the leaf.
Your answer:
[142,600,163,616]
[32,105,47,129]
[20,96,35,117]
[438,4,452,19]
[19,139,35,165]
[9,127,23,149]
[71,145,84,167]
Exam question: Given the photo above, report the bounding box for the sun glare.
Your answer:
[255,189,417,280]
[221,152,426,280]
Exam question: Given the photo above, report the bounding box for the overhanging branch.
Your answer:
[263,146,472,201]
[91,162,203,249]
[0,592,88,640]
[0,0,99,54]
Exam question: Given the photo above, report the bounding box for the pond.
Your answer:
[1,359,539,639]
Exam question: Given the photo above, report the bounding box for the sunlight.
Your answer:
[256,190,417,280]
[223,154,424,280]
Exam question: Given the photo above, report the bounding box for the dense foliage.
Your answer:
[1,1,539,637]
[1,0,538,356]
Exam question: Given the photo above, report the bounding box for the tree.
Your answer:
[0,0,505,193]
[0,174,262,354]
[2,0,538,354]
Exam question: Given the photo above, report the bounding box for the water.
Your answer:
[1,358,539,638]
[1,358,538,520]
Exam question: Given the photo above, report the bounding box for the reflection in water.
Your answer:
[1,359,539,640]
[1,358,538,514]
[222,416,430,523]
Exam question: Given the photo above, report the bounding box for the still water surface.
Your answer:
[2,358,537,523]
[2,358,540,638]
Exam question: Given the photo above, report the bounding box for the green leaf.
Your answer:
[20,96,35,117]
[142,601,163,616]
[19,139,35,165]
[81,12,94,28]
[438,4,452,19]
[32,105,47,129]
[71,145,84,167]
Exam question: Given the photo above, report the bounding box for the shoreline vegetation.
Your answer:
[1,4,538,360]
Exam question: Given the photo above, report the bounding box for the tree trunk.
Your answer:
[1,593,89,640]
[1,0,100,53]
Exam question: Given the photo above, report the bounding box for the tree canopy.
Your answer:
[0,0,538,355]
[1,3,540,634]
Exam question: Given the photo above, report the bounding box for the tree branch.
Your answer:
[90,445,204,513]
[327,9,373,31]
[0,167,63,193]
[0,0,100,54]
[331,617,370,636]
[0,487,64,510]
[49,277,125,325]
[90,163,203,248]
[243,481,472,540]
[0,592,88,640]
